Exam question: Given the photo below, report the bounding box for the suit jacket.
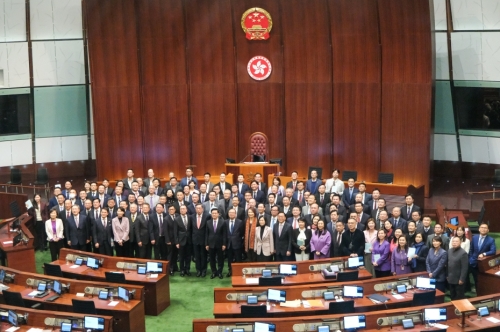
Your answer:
[236,183,250,195]
[144,194,160,208]
[93,217,113,245]
[342,187,359,207]
[291,228,312,254]
[305,179,321,195]
[65,214,90,245]
[292,191,306,205]
[286,180,299,191]
[359,192,372,205]
[215,182,232,192]
[164,214,178,244]
[418,225,434,243]
[349,203,370,214]
[203,200,225,216]
[469,234,497,267]
[314,193,331,210]
[180,177,198,189]
[426,233,450,250]
[107,207,118,220]
[341,229,365,257]
[301,205,324,217]
[96,194,109,208]
[201,182,215,193]
[257,213,271,227]
[226,218,244,250]
[366,199,381,214]
[254,226,274,256]
[187,203,197,216]
[389,217,408,233]
[205,218,227,248]
[282,205,293,219]
[265,204,282,215]
[125,212,138,243]
[164,184,182,194]
[122,178,137,190]
[149,213,168,244]
[134,213,150,244]
[88,191,99,200]
[257,182,268,194]
[45,218,64,241]
[229,205,245,222]
[330,230,345,257]
[218,198,232,218]
[48,196,59,210]
[251,190,266,204]
[112,217,129,242]
[173,201,188,214]
[401,204,421,220]
[174,214,192,246]
[273,222,292,255]
[191,213,209,245]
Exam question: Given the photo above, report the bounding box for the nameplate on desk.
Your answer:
[2,241,13,245]
[292,321,341,332]
[226,293,267,301]
[245,278,259,285]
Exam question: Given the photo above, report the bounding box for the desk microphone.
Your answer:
[239,154,252,163]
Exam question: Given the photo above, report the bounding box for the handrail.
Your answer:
[467,189,497,195]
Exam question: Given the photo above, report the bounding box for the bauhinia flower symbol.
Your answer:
[252,61,267,75]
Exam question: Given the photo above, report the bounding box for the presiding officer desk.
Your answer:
[214,272,444,318]
[51,248,170,315]
[0,303,113,331]
[0,266,145,332]
[195,293,500,332]
[231,258,372,287]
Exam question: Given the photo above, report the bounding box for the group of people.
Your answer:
[27,168,496,297]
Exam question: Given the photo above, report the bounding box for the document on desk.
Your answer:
[2,241,13,245]
[280,300,302,308]
[0,283,9,291]
[27,329,44,332]
[433,323,449,329]
[392,294,404,300]
[70,265,80,269]
[245,278,259,284]
[5,327,19,332]
[28,290,39,297]
[108,301,119,306]
[487,316,500,323]
[304,300,324,308]
[76,293,85,297]
[149,273,158,278]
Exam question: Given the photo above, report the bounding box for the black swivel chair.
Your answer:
[33,167,49,198]
[72,299,97,314]
[493,169,500,189]
[3,290,41,309]
[412,290,436,306]
[328,300,355,314]
[44,263,63,277]
[336,270,358,282]
[342,170,358,181]
[7,168,22,193]
[105,271,127,284]
[377,172,394,184]
[241,305,267,318]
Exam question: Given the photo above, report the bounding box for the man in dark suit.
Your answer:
[225,208,244,277]
[59,199,73,238]
[215,172,232,193]
[205,208,227,279]
[97,185,109,208]
[143,169,156,189]
[286,206,302,229]
[314,184,330,211]
[65,205,90,251]
[164,177,181,194]
[292,182,306,206]
[111,186,126,206]
[130,181,145,199]
[469,223,497,288]
[218,189,232,219]
[286,171,299,191]
[174,205,192,276]
[341,218,365,257]
[191,204,209,277]
[265,193,282,215]
[401,193,421,220]
[236,174,250,196]
[88,182,99,200]
[187,193,199,216]
[135,203,151,259]
[305,169,321,195]
[77,190,87,210]
[366,189,381,214]
[349,193,369,214]
[371,197,388,221]
[249,181,266,204]
[230,196,245,221]
[328,194,347,222]
[122,169,137,190]
[273,212,292,261]
[102,179,114,196]
[281,196,293,219]
[106,198,118,219]
[418,216,434,243]
[149,203,168,260]
[180,167,198,189]
[165,205,178,274]
[48,187,62,210]
[342,178,359,207]
[61,181,73,199]
[357,183,372,205]
[389,207,407,233]
[89,198,102,252]
[330,218,345,257]
[254,173,267,194]
[352,202,370,229]
[125,203,139,258]
[256,203,271,225]
[92,208,113,256]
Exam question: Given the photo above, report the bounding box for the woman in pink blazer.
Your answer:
[112,207,130,257]
[254,216,274,262]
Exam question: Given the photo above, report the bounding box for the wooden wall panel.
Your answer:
[378,0,432,195]
[85,0,143,181]
[330,0,381,181]
[137,0,190,178]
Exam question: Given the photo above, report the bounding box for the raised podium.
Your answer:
[225,163,279,185]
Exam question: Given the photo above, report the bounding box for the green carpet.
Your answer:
[33,231,500,331]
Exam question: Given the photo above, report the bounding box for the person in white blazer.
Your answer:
[112,207,130,257]
[254,216,274,262]
[45,208,64,261]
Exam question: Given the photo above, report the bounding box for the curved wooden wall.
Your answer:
[85,0,432,195]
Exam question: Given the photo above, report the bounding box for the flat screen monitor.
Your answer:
[8,310,17,326]
[424,308,447,322]
[343,315,366,331]
[262,269,272,278]
[137,265,146,274]
[37,282,47,292]
[478,306,490,317]
[98,290,108,300]
[61,322,72,332]
[396,284,407,293]
[74,258,83,265]
[267,289,286,303]
[247,295,258,304]
[118,286,129,302]
[87,257,99,269]
[347,256,364,268]
[0,269,5,283]
[323,291,334,301]
[343,285,363,298]
[83,316,105,331]
[252,155,265,162]
[279,264,297,275]
[449,216,459,226]
[146,262,162,273]
[254,322,276,332]
[416,277,436,289]
[53,280,62,295]
[401,318,414,329]
[317,326,330,332]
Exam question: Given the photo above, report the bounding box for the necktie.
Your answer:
[298,192,302,203]
[116,196,120,204]
[279,223,283,236]
[337,232,341,244]
[100,196,104,207]
[95,210,98,220]
[349,188,353,200]
[145,214,149,221]
[253,192,256,199]
[376,210,380,221]
[321,195,324,204]
[479,236,484,248]
[150,196,153,206]
[75,216,79,227]
[109,208,113,216]
[183,216,187,228]
[197,215,201,229]
[373,201,377,210]
[230,221,234,234]
[159,215,163,236]
[67,211,70,218]
[407,207,411,217]
[357,214,360,223]
[394,219,398,228]
[213,220,217,232]
[102,218,106,227]
[293,182,296,190]
[272,218,276,229]
[132,215,136,222]
[245,203,248,210]
[293,218,297,229]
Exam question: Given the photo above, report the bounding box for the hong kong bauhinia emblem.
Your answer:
[247,56,272,81]
[241,8,273,40]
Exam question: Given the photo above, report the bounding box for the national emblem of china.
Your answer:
[241,8,272,40]
[247,56,272,81]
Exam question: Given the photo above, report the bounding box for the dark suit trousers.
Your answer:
[275,252,291,262]
[129,241,139,258]
[167,245,179,272]
[449,283,465,300]
[178,244,192,272]
[209,247,224,274]
[155,236,168,260]
[71,244,87,251]
[226,247,242,271]
[193,244,207,272]
[114,240,130,257]
[138,243,151,259]
[95,240,112,256]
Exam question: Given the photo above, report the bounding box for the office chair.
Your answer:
[336,270,358,282]
[249,132,269,162]
[33,167,49,198]
[328,300,355,314]
[105,271,127,284]
[493,169,500,188]
[72,299,97,314]
[377,172,394,184]
[412,290,436,306]
[240,305,267,318]
[44,263,63,277]
[342,170,358,181]
[7,168,22,193]
[258,276,282,286]
[3,290,41,309]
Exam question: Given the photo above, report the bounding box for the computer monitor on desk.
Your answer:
[347,256,364,269]
[8,310,17,327]
[343,315,366,331]
[423,308,447,324]
[84,316,105,331]
[279,264,297,275]
[87,257,99,270]
[146,262,162,273]
[52,280,62,295]
[254,322,276,332]
[416,277,436,290]
[118,286,129,302]
[343,285,363,298]
[267,289,286,303]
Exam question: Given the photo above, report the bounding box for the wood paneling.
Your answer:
[378,0,433,195]
[330,0,381,181]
